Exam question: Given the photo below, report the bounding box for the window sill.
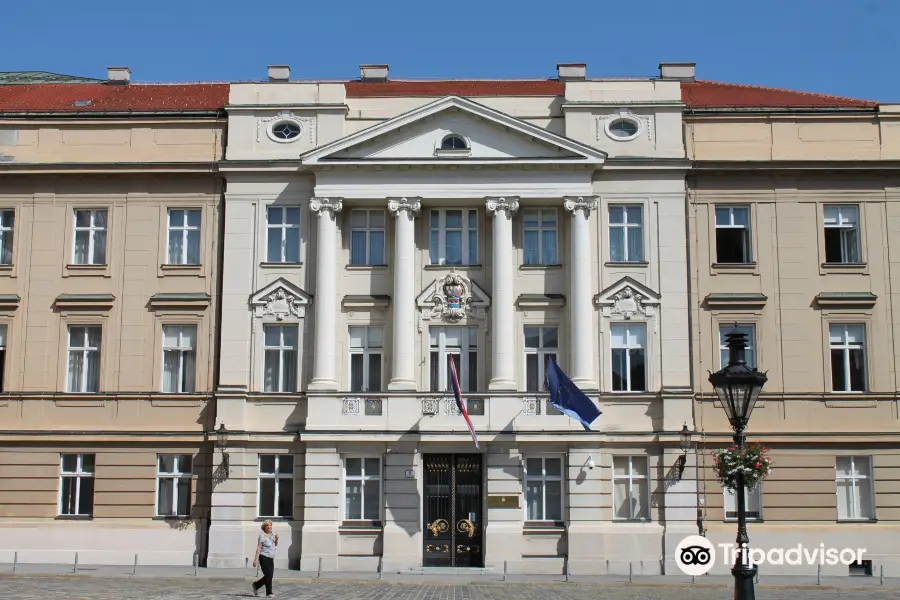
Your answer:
[152,515,193,521]
[346,265,387,271]
[424,264,482,270]
[65,263,109,277]
[725,518,762,523]
[520,264,562,270]
[612,518,651,523]
[712,262,756,269]
[340,521,382,531]
[821,262,867,270]
[260,261,303,268]
[605,261,649,268]
[56,515,93,520]
[255,516,292,522]
[524,521,565,532]
[160,263,202,277]
[837,518,878,523]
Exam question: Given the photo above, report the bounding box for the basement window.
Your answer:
[714,205,752,264]
[849,559,873,577]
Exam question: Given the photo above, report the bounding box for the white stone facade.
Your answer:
[208,76,696,574]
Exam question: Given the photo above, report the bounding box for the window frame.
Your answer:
[342,455,382,524]
[155,454,193,518]
[66,325,102,393]
[161,324,197,394]
[823,204,862,264]
[723,484,762,521]
[72,208,108,265]
[523,455,564,524]
[348,209,386,266]
[612,455,650,521]
[429,325,478,392]
[610,322,647,393]
[58,453,95,517]
[714,205,753,264]
[265,205,302,263]
[257,454,295,519]
[429,208,478,266]
[608,204,644,263]
[829,323,867,393]
[166,208,202,266]
[262,324,299,393]
[719,323,757,369]
[348,325,384,392]
[524,325,559,392]
[0,323,7,392]
[835,456,875,521]
[522,208,559,266]
[0,209,14,266]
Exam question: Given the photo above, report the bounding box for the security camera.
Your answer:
[586,455,595,470]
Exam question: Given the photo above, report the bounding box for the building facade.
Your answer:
[685,82,900,574]
[0,69,228,565]
[207,63,694,574]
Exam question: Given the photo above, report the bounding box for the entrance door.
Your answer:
[422,454,483,567]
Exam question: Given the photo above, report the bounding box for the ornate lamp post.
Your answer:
[708,328,767,600]
[679,423,693,454]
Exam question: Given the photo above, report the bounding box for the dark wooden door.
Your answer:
[422,454,483,567]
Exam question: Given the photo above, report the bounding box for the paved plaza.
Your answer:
[0,576,898,600]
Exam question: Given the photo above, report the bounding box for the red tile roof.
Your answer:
[0,83,229,113]
[346,80,565,97]
[682,80,876,109]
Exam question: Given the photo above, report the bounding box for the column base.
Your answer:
[488,378,517,391]
[387,378,417,391]
[308,378,338,392]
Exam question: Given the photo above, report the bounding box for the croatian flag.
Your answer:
[448,355,479,449]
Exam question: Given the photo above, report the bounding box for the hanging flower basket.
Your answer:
[711,442,772,491]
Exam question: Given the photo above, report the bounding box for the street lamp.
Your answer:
[708,327,768,600]
[679,423,693,453]
[216,423,229,468]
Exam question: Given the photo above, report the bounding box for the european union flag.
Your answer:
[546,358,602,430]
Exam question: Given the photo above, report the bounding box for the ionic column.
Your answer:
[486,197,518,390]
[564,196,597,389]
[387,197,421,390]
[308,197,342,390]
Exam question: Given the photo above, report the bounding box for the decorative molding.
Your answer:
[257,111,316,144]
[443,398,461,416]
[563,196,598,216]
[523,398,539,415]
[485,196,520,217]
[365,398,383,416]
[596,108,652,142]
[815,292,877,308]
[0,294,21,311]
[416,271,490,326]
[422,398,439,415]
[250,278,312,320]
[342,398,360,415]
[387,197,422,216]
[54,293,115,311]
[309,197,343,215]
[148,293,211,311]
[262,288,302,321]
[594,276,660,321]
[704,293,768,310]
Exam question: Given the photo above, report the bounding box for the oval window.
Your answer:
[271,121,302,141]
[607,118,639,139]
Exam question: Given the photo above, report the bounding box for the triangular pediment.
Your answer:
[416,272,491,323]
[250,278,312,320]
[594,277,659,320]
[301,96,606,166]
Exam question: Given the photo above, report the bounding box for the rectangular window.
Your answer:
[258,455,294,519]
[524,457,563,522]
[162,325,196,393]
[344,456,381,522]
[524,326,558,392]
[523,209,558,265]
[266,206,301,263]
[830,324,866,392]
[824,205,861,264]
[349,326,383,392]
[73,209,107,265]
[724,485,762,520]
[714,206,752,264]
[0,324,6,392]
[613,456,649,520]
[167,209,201,265]
[719,324,756,369]
[263,325,298,393]
[156,454,192,517]
[611,323,646,392]
[429,326,477,392]
[429,209,478,265]
[836,456,874,520]
[59,453,95,517]
[349,209,386,266]
[67,326,101,393]
[609,205,643,262]
[0,209,14,265]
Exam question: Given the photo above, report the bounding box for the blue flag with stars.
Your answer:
[546,358,602,430]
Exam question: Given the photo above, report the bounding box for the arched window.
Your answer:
[440,134,468,150]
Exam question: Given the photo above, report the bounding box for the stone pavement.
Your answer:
[1,575,899,600]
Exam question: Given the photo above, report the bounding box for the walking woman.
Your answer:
[252,520,278,597]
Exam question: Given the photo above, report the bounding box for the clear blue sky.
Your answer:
[3,0,897,101]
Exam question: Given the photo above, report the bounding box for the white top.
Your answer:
[258,533,276,558]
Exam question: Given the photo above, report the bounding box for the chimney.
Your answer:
[658,62,696,82]
[557,63,586,81]
[107,66,131,85]
[268,65,291,82]
[360,64,389,82]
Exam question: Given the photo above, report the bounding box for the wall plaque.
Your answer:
[487,495,520,509]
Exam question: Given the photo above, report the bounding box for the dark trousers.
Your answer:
[254,555,274,595]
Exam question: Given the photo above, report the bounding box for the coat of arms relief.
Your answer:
[417,272,489,330]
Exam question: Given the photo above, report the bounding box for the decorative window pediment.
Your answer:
[250,277,311,320]
[594,276,660,320]
[416,271,490,325]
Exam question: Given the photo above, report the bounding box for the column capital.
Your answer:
[485,196,520,216]
[309,197,343,214]
[563,195,598,215]
[387,197,421,216]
